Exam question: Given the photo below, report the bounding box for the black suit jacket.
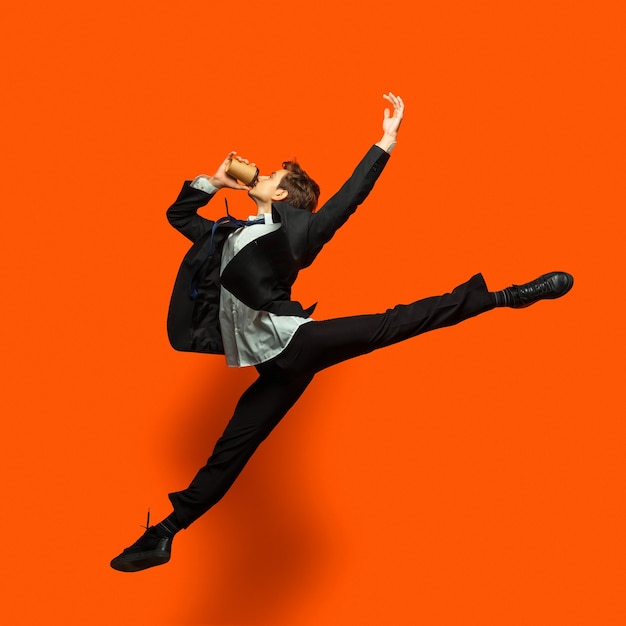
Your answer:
[166,145,390,354]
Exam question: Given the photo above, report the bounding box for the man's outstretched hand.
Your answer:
[207,152,255,190]
[377,92,405,152]
[203,94,404,189]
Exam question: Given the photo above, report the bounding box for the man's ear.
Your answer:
[272,187,289,201]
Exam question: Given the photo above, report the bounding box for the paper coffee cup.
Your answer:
[225,160,259,186]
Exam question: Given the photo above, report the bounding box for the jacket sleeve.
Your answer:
[166,181,216,243]
[304,145,391,266]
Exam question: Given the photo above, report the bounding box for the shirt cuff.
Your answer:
[191,175,219,195]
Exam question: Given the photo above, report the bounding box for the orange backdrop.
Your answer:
[2,1,624,624]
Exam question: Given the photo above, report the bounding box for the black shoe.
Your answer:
[508,271,574,308]
[110,526,173,572]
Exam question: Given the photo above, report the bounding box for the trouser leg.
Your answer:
[168,370,313,528]
[168,273,493,527]
[271,273,495,375]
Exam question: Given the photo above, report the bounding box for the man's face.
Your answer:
[248,169,289,204]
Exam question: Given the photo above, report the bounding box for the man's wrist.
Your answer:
[376,134,398,153]
[207,175,224,190]
[191,175,221,194]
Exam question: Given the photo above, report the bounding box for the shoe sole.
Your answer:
[110,549,170,572]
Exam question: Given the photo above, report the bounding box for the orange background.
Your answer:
[2,1,624,624]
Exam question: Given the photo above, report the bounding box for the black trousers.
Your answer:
[169,273,495,528]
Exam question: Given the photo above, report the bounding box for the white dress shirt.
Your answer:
[191,176,313,368]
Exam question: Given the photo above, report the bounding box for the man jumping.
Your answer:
[111,93,573,572]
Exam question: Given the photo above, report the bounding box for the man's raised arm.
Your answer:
[304,93,405,263]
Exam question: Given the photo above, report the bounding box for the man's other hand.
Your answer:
[209,152,255,190]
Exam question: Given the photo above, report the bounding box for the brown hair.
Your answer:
[278,161,320,212]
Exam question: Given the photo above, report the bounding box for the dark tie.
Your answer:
[189,199,265,300]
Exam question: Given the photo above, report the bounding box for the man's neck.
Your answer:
[252,200,272,215]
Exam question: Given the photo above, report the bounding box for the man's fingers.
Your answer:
[220,151,236,168]
[383,92,404,115]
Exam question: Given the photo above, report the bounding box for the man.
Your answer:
[111,93,573,572]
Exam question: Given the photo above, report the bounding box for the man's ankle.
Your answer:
[154,512,182,538]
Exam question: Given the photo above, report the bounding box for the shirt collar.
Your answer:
[248,212,274,224]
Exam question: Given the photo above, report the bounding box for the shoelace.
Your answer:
[516,278,553,298]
